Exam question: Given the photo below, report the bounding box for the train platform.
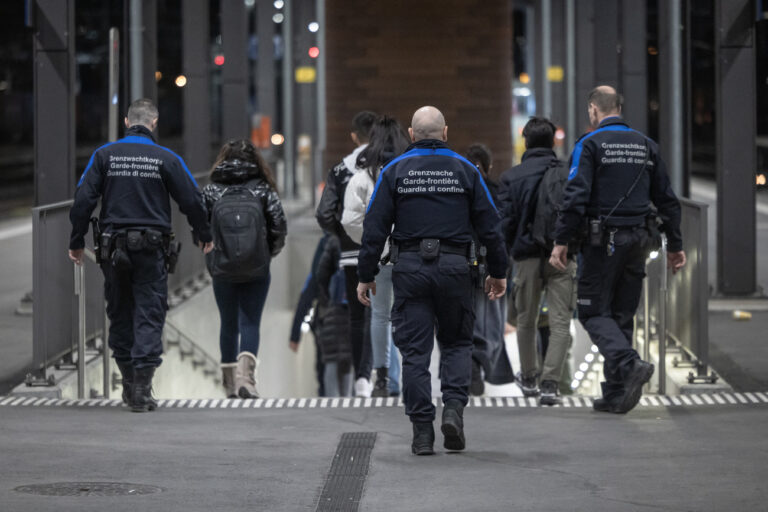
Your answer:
[0,395,766,511]
[1,177,767,511]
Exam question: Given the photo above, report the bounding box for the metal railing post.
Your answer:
[75,263,86,399]
[103,308,110,398]
[658,236,668,395]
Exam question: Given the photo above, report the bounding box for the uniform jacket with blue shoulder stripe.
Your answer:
[357,139,508,283]
[69,125,212,250]
[553,117,683,252]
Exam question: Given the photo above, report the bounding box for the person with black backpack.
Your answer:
[497,117,576,406]
[202,139,287,399]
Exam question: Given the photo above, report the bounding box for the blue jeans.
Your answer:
[212,274,271,363]
[371,264,394,369]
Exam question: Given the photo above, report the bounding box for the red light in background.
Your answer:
[214,55,225,66]
[308,47,320,59]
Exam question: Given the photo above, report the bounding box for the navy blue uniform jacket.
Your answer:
[358,139,508,283]
[553,117,683,252]
[69,125,211,250]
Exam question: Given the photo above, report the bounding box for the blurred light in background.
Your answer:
[155,71,162,82]
[555,128,565,140]
[271,133,285,145]
[273,13,284,23]
[175,75,187,88]
[214,54,225,66]
[519,72,530,84]
[273,0,284,8]
[308,46,320,59]
[308,21,319,33]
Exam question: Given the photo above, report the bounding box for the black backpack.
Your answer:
[530,159,569,252]
[206,186,270,282]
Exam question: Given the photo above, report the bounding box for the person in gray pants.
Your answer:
[497,117,575,405]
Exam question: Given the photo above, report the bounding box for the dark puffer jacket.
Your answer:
[202,159,287,256]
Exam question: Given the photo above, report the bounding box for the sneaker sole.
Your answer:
[238,387,259,399]
[441,422,466,451]
[411,446,435,456]
[616,363,655,414]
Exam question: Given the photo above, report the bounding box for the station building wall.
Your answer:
[325,0,514,179]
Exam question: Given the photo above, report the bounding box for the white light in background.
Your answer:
[308,21,319,32]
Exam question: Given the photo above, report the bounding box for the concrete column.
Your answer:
[221,0,249,142]
[716,0,757,295]
[33,0,75,205]
[620,0,648,133]
[574,0,596,135]
[182,0,211,174]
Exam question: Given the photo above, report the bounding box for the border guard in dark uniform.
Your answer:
[68,99,213,412]
[357,106,507,455]
[550,86,686,414]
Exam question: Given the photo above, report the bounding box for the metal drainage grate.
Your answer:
[316,432,377,512]
[14,482,163,497]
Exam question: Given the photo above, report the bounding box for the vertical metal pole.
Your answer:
[282,0,295,197]
[541,0,552,118]
[75,264,86,399]
[669,0,684,195]
[103,309,110,398]
[565,0,576,151]
[315,0,326,204]
[257,0,277,149]
[129,0,143,101]
[108,28,120,142]
[643,271,650,362]
[658,237,668,395]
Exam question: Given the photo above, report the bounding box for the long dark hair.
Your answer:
[210,139,278,192]
[357,116,410,182]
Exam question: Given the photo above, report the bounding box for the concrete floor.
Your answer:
[0,402,766,511]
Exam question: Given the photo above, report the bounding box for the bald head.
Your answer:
[409,106,447,142]
[587,85,622,126]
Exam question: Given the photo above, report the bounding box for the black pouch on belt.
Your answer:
[126,230,145,251]
[111,236,132,271]
[419,239,440,261]
[144,229,164,249]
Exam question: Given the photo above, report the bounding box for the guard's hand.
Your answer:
[357,281,376,307]
[549,244,568,271]
[289,341,299,353]
[200,241,214,254]
[68,249,84,266]
[667,250,686,274]
[484,276,506,301]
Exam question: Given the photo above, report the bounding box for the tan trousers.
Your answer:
[513,257,577,383]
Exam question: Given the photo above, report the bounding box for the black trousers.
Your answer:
[102,247,168,369]
[577,228,648,401]
[391,252,474,423]
[343,265,372,380]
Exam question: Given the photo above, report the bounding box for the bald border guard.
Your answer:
[357,107,508,455]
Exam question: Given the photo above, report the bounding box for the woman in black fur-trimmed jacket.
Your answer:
[202,139,287,400]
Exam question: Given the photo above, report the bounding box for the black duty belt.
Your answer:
[398,240,469,256]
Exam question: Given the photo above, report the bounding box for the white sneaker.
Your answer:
[354,377,373,398]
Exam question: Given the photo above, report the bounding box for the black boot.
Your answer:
[115,361,134,406]
[131,367,158,413]
[372,367,390,398]
[411,422,435,456]
[470,359,485,396]
[441,399,466,451]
